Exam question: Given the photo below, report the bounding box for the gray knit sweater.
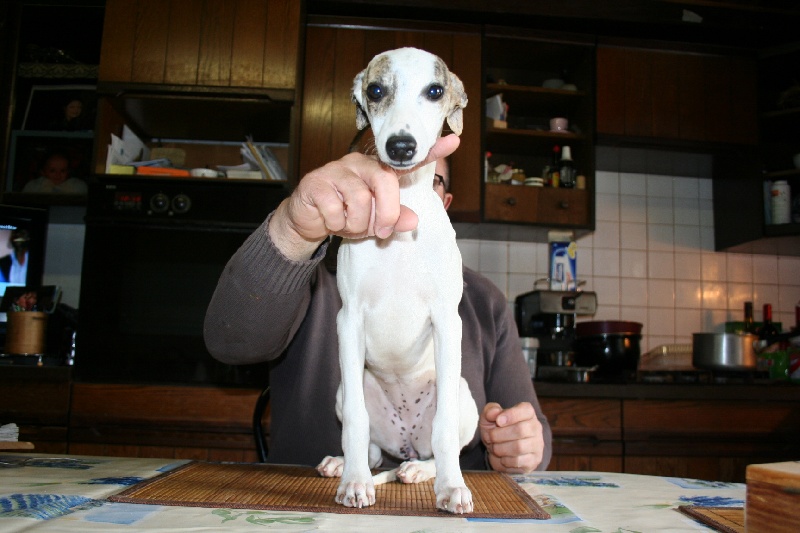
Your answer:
[204,214,552,470]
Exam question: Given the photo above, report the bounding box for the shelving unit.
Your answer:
[759,43,800,235]
[712,41,800,255]
[481,28,595,234]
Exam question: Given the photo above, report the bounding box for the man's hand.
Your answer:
[479,402,545,474]
[269,134,460,261]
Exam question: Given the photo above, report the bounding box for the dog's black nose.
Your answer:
[385,135,417,163]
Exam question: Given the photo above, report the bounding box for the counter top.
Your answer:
[534,381,800,401]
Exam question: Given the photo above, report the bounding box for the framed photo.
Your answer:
[22,84,96,132]
[6,130,93,195]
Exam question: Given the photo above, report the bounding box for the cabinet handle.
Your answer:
[559,201,569,209]
[505,197,517,206]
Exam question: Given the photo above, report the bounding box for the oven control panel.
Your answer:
[87,176,288,225]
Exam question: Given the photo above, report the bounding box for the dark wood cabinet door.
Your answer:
[597,44,757,146]
[539,397,623,472]
[99,0,301,90]
[298,17,482,219]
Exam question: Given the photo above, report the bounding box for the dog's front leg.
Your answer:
[335,305,375,508]
[432,312,473,514]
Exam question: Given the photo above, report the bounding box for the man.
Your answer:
[204,134,552,473]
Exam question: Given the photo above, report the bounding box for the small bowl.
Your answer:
[562,83,578,91]
[542,78,564,89]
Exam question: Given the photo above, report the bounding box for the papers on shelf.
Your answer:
[0,423,19,442]
[239,136,288,181]
[104,127,288,180]
[105,125,150,173]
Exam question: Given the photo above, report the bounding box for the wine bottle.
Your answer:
[549,145,560,187]
[758,303,780,342]
[559,146,576,188]
[743,301,755,334]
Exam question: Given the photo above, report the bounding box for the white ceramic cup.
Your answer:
[550,117,568,132]
[190,168,219,178]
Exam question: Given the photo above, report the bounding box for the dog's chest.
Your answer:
[364,372,437,460]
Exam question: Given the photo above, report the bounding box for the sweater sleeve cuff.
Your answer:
[238,212,329,295]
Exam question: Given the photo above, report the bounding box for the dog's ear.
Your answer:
[445,71,468,136]
[351,69,370,130]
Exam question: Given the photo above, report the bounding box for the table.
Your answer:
[0,453,744,531]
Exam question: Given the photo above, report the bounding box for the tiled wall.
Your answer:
[457,148,800,352]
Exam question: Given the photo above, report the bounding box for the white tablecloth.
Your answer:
[0,453,744,531]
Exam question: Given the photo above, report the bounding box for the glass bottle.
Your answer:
[743,301,754,334]
[549,145,560,187]
[559,146,576,188]
[758,303,780,342]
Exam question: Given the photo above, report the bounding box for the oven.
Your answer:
[75,176,287,386]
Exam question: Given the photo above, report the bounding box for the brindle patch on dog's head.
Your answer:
[351,47,467,167]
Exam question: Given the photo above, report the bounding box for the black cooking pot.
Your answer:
[574,321,643,381]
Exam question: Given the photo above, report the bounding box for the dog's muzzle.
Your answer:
[385,135,417,164]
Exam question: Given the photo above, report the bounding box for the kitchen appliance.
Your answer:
[75,176,287,386]
[515,289,597,381]
[574,320,643,382]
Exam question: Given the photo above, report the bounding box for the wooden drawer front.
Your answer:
[0,370,71,426]
[484,184,588,226]
[624,399,800,459]
[70,383,259,430]
[540,398,621,441]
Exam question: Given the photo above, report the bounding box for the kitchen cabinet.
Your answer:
[91,0,303,182]
[0,2,103,204]
[539,397,623,473]
[482,28,595,235]
[596,41,758,147]
[623,399,800,481]
[712,42,800,256]
[536,383,800,482]
[0,366,71,453]
[68,383,261,461]
[99,0,301,91]
[298,16,482,221]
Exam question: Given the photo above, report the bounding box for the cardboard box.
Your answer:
[746,461,800,532]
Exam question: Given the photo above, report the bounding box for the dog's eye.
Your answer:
[366,84,383,101]
[427,84,444,101]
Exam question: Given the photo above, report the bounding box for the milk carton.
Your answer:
[549,236,577,291]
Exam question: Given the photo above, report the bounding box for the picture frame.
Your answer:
[21,84,96,132]
[6,130,93,195]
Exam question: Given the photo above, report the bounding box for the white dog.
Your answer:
[315,47,478,514]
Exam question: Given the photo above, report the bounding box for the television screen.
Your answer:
[0,205,48,325]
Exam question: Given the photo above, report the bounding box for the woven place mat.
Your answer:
[677,506,744,533]
[108,461,549,519]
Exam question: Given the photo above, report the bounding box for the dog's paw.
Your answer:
[335,478,376,508]
[436,485,474,514]
[316,456,344,477]
[396,459,436,484]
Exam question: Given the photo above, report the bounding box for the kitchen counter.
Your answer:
[534,380,800,401]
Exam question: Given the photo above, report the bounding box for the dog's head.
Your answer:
[351,47,467,169]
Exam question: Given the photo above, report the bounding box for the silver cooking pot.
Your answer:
[691,333,758,370]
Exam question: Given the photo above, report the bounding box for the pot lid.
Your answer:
[576,320,643,336]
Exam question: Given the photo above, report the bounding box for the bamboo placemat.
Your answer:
[677,506,744,533]
[109,462,549,519]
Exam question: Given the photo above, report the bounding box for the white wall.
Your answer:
[457,148,800,353]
